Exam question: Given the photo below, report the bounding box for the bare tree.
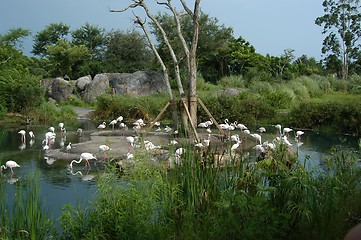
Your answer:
[110,0,201,133]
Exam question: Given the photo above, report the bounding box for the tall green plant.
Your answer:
[0,172,55,239]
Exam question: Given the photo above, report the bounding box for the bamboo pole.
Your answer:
[144,100,171,135]
[197,98,224,135]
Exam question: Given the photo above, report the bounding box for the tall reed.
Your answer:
[0,172,55,239]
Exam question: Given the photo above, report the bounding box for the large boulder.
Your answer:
[51,77,74,102]
[75,75,92,91]
[40,78,56,96]
[106,70,166,96]
[82,74,110,103]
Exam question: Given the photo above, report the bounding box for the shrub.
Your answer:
[288,99,361,134]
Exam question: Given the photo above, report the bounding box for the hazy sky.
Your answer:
[1,0,325,60]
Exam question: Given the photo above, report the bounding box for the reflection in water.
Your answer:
[44,156,56,165]
[0,121,360,225]
[70,169,96,182]
[29,139,35,147]
[19,142,26,151]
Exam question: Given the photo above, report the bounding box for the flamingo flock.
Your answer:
[4,113,307,182]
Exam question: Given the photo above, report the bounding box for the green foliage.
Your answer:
[104,29,155,73]
[32,23,70,57]
[58,141,361,239]
[217,74,246,88]
[46,39,91,79]
[29,101,77,124]
[0,27,31,50]
[94,93,170,122]
[288,96,361,134]
[199,91,276,125]
[315,0,361,79]
[0,172,55,239]
[0,69,44,113]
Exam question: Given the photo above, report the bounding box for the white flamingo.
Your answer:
[97,122,106,130]
[109,120,117,130]
[1,160,20,174]
[69,152,97,169]
[99,144,110,160]
[126,136,135,153]
[28,131,35,139]
[18,130,26,142]
[66,142,72,154]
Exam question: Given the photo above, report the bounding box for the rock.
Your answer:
[83,74,110,103]
[40,78,55,96]
[106,70,166,96]
[76,75,92,91]
[217,88,247,96]
[51,77,74,102]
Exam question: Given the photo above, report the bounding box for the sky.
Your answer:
[0,0,325,60]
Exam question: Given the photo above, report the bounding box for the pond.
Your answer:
[0,120,360,227]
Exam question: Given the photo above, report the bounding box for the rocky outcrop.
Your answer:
[82,74,109,103]
[41,77,74,102]
[106,71,166,96]
[51,78,74,102]
[41,70,166,103]
[75,75,92,91]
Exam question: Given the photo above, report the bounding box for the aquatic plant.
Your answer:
[0,171,55,239]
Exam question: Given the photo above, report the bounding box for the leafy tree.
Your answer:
[32,23,70,57]
[0,30,44,113]
[104,29,155,73]
[152,11,234,82]
[293,55,323,76]
[72,23,107,76]
[72,23,106,58]
[265,49,296,81]
[315,0,361,80]
[0,27,31,50]
[46,40,91,79]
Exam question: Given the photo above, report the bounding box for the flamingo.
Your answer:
[236,123,248,130]
[116,115,124,122]
[59,122,65,133]
[97,122,106,130]
[1,160,20,174]
[275,124,282,137]
[257,127,266,133]
[99,144,110,160]
[126,136,135,153]
[119,122,128,135]
[295,130,305,140]
[231,139,242,153]
[109,119,117,130]
[66,142,72,154]
[164,125,172,133]
[283,127,293,137]
[18,130,26,142]
[76,128,83,136]
[69,152,97,169]
[198,121,209,128]
[49,126,55,133]
[28,131,35,139]
[250,133,262,145]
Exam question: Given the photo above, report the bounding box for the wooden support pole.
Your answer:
[197,98,225,135]
[181,98,200,143]
[144,100,171,135]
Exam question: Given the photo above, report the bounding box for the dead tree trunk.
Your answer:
[133,15,178,128]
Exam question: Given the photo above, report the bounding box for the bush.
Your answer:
[94,93,171,122]
[288,98,361,134]
[199,91,276,125]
